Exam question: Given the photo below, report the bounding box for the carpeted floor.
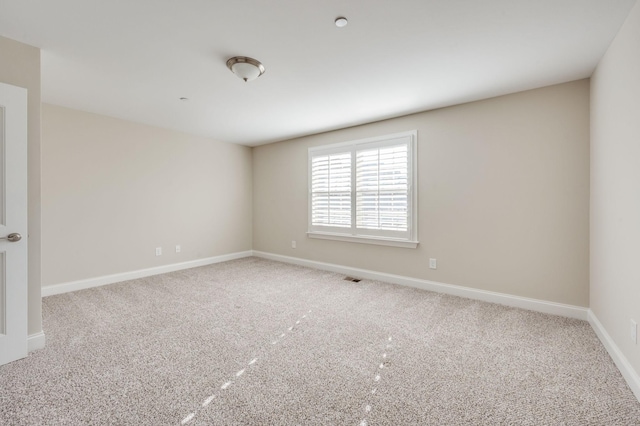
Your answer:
[1,257,639,425]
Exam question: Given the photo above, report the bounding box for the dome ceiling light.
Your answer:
[226,56,265,82]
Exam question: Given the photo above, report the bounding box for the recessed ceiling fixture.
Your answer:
[226,56,265,82]
[335,17,348,28]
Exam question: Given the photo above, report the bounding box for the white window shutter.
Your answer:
[356,143,408,232]
[310,152,351,228]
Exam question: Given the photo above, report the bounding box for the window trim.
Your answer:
[307,130,418,248]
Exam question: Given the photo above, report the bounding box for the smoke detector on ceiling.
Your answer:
[335,17,348,28]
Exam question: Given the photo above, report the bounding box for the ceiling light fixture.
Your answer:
[226,56,265,82]
[335,17,348,28]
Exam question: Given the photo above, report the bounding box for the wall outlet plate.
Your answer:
[631,319,637,344]
[175,245,181,253]
[155,247,162,256]
[429,258,437,269]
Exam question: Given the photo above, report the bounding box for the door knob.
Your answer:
[0,233,22,242]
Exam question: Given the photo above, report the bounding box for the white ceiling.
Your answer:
[0,0,636,146]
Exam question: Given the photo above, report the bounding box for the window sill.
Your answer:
[307,232,419,249]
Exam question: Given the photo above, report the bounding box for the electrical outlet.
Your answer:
[429,258,437,269]
[291,240,296,249]
[175,245,181,253]
[631,319,637,344]
[155,247,162,256]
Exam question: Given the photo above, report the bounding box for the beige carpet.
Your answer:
[1,257,639,425]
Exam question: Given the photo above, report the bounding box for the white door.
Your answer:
[0,82,28,366]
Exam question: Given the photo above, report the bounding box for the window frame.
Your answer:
[307,130,418,249]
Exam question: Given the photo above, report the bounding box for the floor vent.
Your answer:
[344,276,361,283]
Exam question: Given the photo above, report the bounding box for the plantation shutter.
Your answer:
[356,143,408,232]
[310,152,352,228]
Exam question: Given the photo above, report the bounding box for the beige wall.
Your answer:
[0,36,42,336]
[591,1,640,376]
[254,80,590,307]
[41,104,252,287]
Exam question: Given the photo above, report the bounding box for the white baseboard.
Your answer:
[588,310,640,402]
[252,251,588,320]
[41,251,253,297]
[28,331,46,352]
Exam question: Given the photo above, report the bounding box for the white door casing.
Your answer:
[0,82,28,366]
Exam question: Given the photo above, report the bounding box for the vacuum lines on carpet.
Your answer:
[181,309,313,425]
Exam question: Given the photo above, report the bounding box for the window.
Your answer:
[308,131,418,248]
